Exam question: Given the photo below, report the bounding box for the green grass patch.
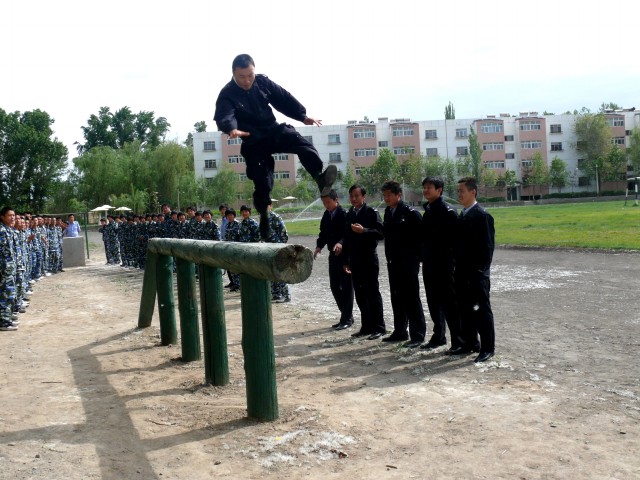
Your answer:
[285,201,640,250]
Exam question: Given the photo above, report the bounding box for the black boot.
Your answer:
[259,211,273,241]
[316,165,338,196]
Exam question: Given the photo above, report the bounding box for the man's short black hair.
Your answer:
[225,208,236,217]
[219,203,229,211]
[321,189,339,201]
[422,176,445,191]
[203,209,212,216]
[232,54,255,71]
[239,204,251,213]
[458,176,478,194]
[381,180,402,195]
[349,184,366,196]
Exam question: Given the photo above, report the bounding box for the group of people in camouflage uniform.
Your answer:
[0,208,67,331]
[98,203,290,302]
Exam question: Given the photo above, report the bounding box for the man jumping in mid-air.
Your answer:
[214,53,337,240]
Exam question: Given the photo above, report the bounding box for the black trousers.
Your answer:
[329,254,354,323]
[241,123,324,215]
[388,259,426,341]
[423,267,464,348]
[350,257,385,334]
[455,272,495,353]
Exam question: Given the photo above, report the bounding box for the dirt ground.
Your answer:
[1,233,639,480]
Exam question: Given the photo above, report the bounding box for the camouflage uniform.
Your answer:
[201,220,220,241]
[239,217,260,243]
[0,223,17,327]
[46,224,61,273]
[265,211,290,301]
[105,220,121,265]
[224,219,241,290]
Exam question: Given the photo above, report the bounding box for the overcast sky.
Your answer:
[2,0,638,159]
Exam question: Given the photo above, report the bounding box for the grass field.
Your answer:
[285,201,640,250]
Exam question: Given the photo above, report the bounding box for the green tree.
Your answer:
[603,146,626,182]
[629,127,640,175]
[480,168,498,198]
[341,161,356,191]
[574,112,610,192]
[0,108,68,211]
[204,165,237,208]
[398,154,424,191]
[498,170,519,201]
[599,102,621,112]
[184,121,208,147]
[445,101,455,120]
[357,148,400,197]
[468,126,483,181]
[522,152,549,199]
[549,156,569,192]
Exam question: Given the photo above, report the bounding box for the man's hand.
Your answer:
[313,247,321,260]
[303,117,322,127]
[332,243,342,255]
[229,129,250,139]
[350,223,365,234]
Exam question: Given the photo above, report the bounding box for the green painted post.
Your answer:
[137,250,158,328]
[176,258,201,362]
[156,254,177,346]
[198,265,229,386]
[241,274,278,421]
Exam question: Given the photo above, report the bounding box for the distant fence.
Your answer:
[137,239,313,421]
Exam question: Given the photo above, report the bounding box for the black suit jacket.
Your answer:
[455,203,495,277]
[316,205,347,253]
[342,203,383,266]
[383,201,422,263]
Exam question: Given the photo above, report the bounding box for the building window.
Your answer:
[505,153,515,159]
[205,177,214,184]
[378,140,388,147]
[328,134,341,144]
[504,135,514,141]
[272,153,289,161]
[456,128,468,138]
[354,148,377,157]
[482,142,504,151]
[353,129,375,139]
[519,121,541,131]
[354,168,363,175]
[393,146,415,155]
[228,155,245,164]
[521,160,533,167]
[481,122,503,133]
[521,141,542,149]
[303,135,313,144]
[425,129,438,139]
[426,148,438,157]
[626,130,633,136]
[203,141,216,151]
[607,117,624,127]
[274,171,290,179]
[329,152,342,162]
[550,124,562,134]
[577,158,586,170]
[392,127,414,137]
[485,161,505,169]
[550,142,563,152]
[237,173,247,182]
[611,137,625,145]
[578,176,590,187]
[204,159,217,169]
[227,137,242,145]
[456,146,469,156]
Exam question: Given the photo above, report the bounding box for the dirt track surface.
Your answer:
[1,235,639,479]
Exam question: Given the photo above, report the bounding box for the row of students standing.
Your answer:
[314,176,496,363]
[0,209,67,331]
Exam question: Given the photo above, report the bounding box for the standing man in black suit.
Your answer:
[341,185,386,340]
[420,176,465,353]
[380,181,426,348]
[314,189,354,330]
[455,177,496,363]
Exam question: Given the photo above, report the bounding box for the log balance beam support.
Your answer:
[137,239,313,421]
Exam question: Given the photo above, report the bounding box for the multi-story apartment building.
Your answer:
[193,109,639,201]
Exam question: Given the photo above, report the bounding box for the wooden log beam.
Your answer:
[146,239,312,284]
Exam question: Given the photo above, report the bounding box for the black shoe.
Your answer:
[445,346,472,355]
[331,322,341,329]
[404,340,423,349]
[229,286,240,293]
[259,212,273,240]
[420,341,446,350]
[224,283,233,289]
[351,330,369,338]
[335,322,353,331]
[382,333,409,343]
[316,165,338,196]
[367,332,384,340]
[474,351,494,363]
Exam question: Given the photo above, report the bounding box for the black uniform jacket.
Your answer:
[342,203,384,266]
[316,205,348,253]
[382,201,422,264]
[214,74,307,145]
[422,197,458,274]
[455,204,495,277]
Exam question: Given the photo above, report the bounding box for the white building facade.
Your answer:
[193,109,639,200]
